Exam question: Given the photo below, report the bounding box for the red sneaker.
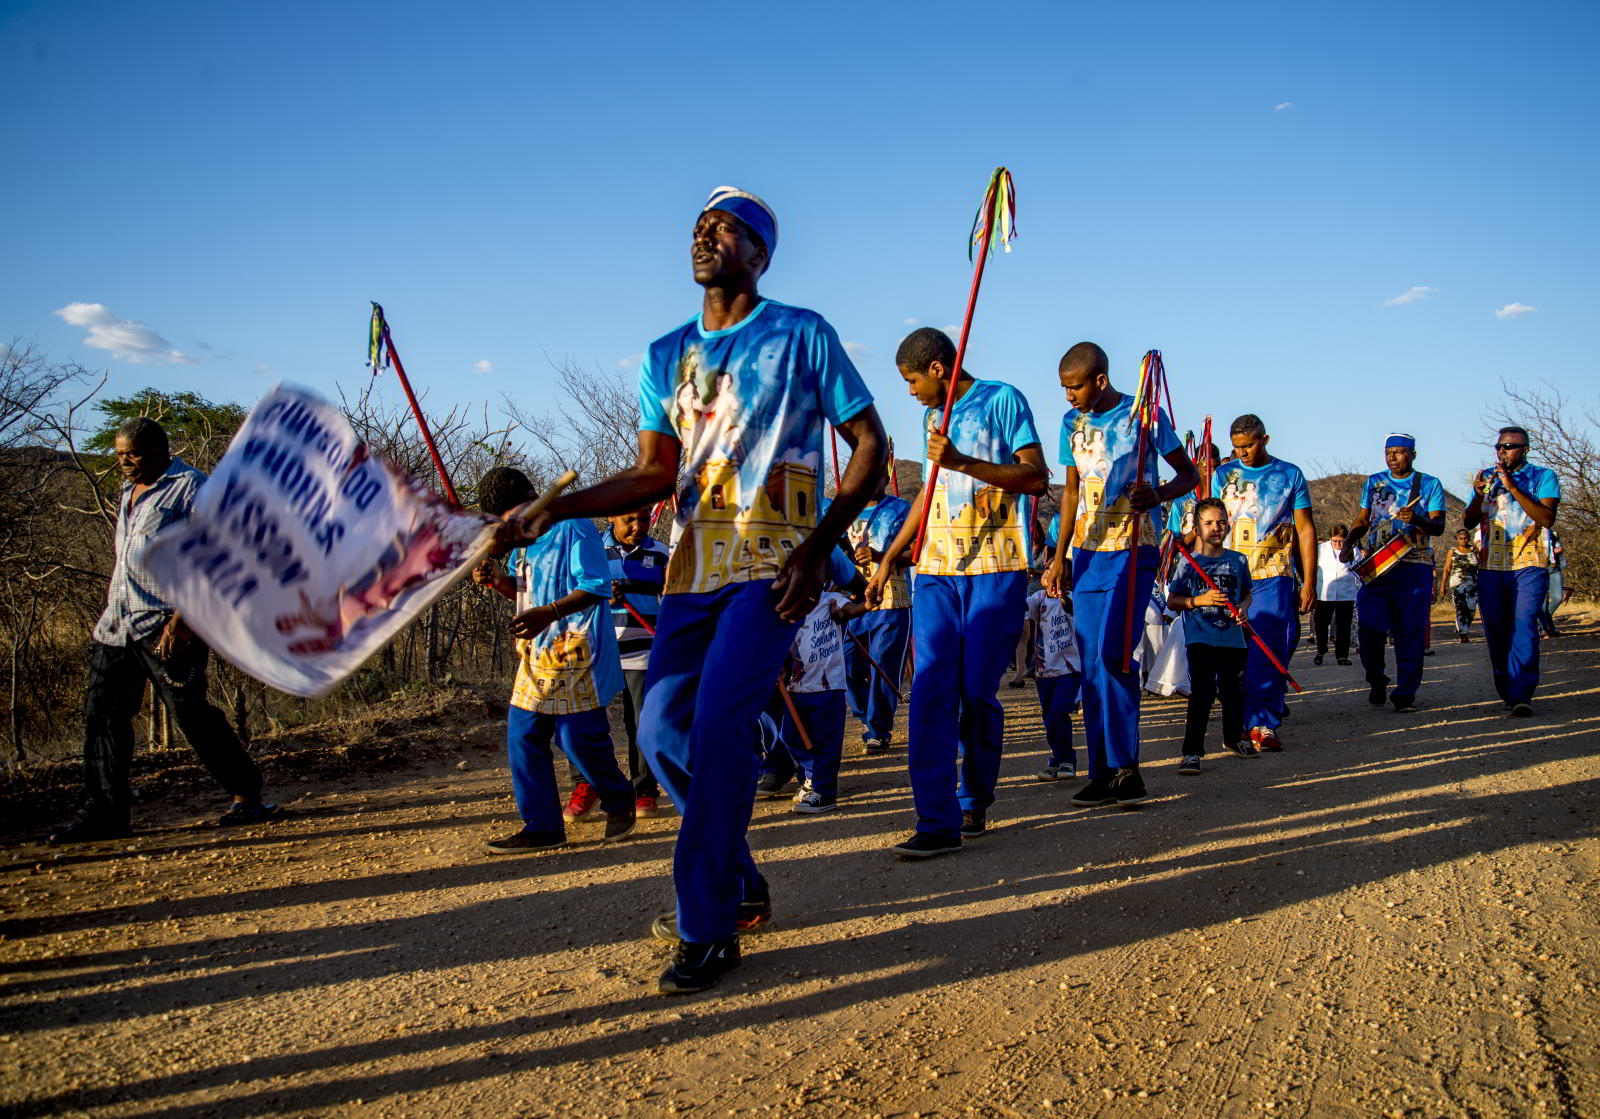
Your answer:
[635,795,661,818]
[563,781,600,821]
[1254,727,1283,752]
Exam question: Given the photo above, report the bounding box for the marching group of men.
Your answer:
[51,185,1566,998]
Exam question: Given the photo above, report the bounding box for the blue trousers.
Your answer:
[639,580,801,944]
[507,705,630,832]
[1034,673,1080,766]
[908,571,1028,838]
[1479,567,1549,704]
[1245,576,1299,730]
[1071,547,1158,778]
[1356,563,1433,702]
[770,689,847,800]
[845,608,910,742]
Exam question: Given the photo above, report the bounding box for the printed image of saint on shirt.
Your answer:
[1213,459,1311,580]
[1060,396,1179,553]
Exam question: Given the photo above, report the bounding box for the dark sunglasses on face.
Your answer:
[1494,443,1527,451]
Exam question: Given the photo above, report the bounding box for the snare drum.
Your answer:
[1351,534,1415,584]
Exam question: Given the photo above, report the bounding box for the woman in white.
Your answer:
[1314,524,1359,665]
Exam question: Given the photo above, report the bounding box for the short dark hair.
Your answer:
[1230,414,1266,439]
[478,467,536,516]
[896,327,957,374]
[116,416,169,456]
[1059,341,1109,380]
[1498,425,1529,442]
[1194,497,1227,521]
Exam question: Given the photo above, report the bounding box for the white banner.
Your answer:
[144,384,497,697]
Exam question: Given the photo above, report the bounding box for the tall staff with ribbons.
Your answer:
[1120,350,1175,672]
[368,303,460,506]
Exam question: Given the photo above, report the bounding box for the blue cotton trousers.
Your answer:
[1071,547,1159,779]
[1034,673,1080,767]
[1244,576,1299,730]
[774,689,847,800]
[506,705,630,832]
[1479,567,1549,705]
[639,580,801,944]
[1356,563,1433,703]
[844,608,910,742]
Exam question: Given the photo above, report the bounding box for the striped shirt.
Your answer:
[92,457,206,646]
[604,530,669,672]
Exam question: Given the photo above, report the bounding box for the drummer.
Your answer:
[1340,433,1446,713]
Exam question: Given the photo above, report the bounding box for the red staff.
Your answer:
[1121,350,1174,671]
[368,303,459,505]
[1170,538,1301,692]
[843,629,906,701]
[909,167,1018,565]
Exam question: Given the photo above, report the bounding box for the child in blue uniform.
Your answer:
[1463,426,1562,716]
[1212,415,1317,750]
[1339,433,1446,713]
[1043,343,1198,807]
[1167,497,1254,772]
[473,468,634,852]
[843,468,913,753]
[1027,585,1081,779]
[503,187,889,994]
[868,328,1049,857]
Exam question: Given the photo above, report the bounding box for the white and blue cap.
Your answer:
[1385,432,1416,450]
[702,186,778,264]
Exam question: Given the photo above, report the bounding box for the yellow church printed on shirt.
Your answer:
[1072,475,1140,551]
[665,457,818,593]
[921,481,1028,576]
[512,627,602,715]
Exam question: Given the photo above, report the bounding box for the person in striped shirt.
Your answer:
[603,506,671,818]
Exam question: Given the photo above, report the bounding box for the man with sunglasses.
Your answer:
[1463,427,1561,717]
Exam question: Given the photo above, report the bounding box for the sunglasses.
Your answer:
[1494,443,1528,451]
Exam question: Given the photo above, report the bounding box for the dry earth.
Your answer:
[3,607,1598,1118]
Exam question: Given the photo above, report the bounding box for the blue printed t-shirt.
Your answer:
[1359,469,1447,568]
[1044,511,1060,549]
[603,527,669,673]
[1476,461,1561,572]
[846,495,912,609]
[919,379,1041,577]
[1061,395,1180,554]
[1212,457,1311,581]
[638,299,872,595]
[1170,549,1252,649]
[508,519,623,715]
[1165,494,1197,538]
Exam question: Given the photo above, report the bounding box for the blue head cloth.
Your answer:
[1385,433,1416,451]
[703,186,778,266]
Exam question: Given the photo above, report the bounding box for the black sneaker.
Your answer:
[659,937,740,995]
[1391,696,1417,713]
[651,885,773,942]
[604,809,637,842]
[46,817,132,845]
[960,809,987,838]
[1367,682,1388,707]
[1225,739,1260,758]
[755,772,791,798]
[484,828,567,854]
[217,801,284,827]
[891,832,962,859]
[1110,767,1148,807]
[1338,658,1353,666]
[1424,649,1436,657]
[1511,702,1534,718]
[1314,654,1324,666]
[1070,779,1118,807]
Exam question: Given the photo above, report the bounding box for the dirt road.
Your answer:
[4,609,1597,1118]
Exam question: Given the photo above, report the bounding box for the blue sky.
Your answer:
[4,0,1595,500]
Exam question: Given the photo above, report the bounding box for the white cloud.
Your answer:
[616,352,645,370]
[902,317,921,326]
[1495,302,1536,319]
[843,340,868,356]
[1380,286,1436,308]
[474,358,494,373]
[53,302,197,364]
[941,324,960,336]
[252,363,271,375]
[1274,101,1294,112]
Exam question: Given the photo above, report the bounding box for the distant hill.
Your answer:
[1309,471,1470,564]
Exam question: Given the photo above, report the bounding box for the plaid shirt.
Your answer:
[92,457,206,646]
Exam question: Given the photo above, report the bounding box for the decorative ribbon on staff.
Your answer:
[1171,538,1301,693]
[886,436,901,497]
[909,166,1018,565]
[1196,414,1215,499]
[1121,349,1173,672]
[367,303,460,506]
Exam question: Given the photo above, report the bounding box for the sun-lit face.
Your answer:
[1385,445,1416,474]
[1195,506,1229,547]
[1058,364,1109,413]
[1494,432,1529,470]
[113,433,167,484]
[609,509,651,547]
[899,363,948,408]
[1455,529,1471,548]
[691,209,765,286]
[1230,430,1270,467]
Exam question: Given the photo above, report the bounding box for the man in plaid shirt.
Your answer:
[48,417,279,844]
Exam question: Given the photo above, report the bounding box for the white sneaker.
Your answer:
[791,785,837,814]
[1037,761,1078,781]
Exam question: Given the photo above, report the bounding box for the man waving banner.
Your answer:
[143,384,499,697]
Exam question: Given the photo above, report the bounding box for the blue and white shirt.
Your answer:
[1212,457,1312,582]
[1027,589,1080,678]
[93,457,206,646]
[638,299,873,595]
[919,379,1042,577]
[1061,395,1180,554]
[1360,469,1446,567]
[603,528,669,673]
[787,591,850,693]
[508,519,623,715]
[847,495,912,609]
[1477,460,1561,572]
[1170,548,1253,649]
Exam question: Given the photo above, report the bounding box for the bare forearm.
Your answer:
[548,464,675,522]
[944,456,1049,496]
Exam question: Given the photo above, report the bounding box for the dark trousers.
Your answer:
[618,668,660,798]
[1182,642,1247,755]
[82,637,262,826]
[1313,601,1354,658]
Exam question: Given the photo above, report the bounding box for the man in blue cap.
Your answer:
[501,186,889,994]
[1340,433,1446,712]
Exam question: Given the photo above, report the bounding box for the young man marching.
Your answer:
[503,187,887,994]
[1340,434,1446,713]
[868,327,1048,856]
[1042,343,1198,807]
